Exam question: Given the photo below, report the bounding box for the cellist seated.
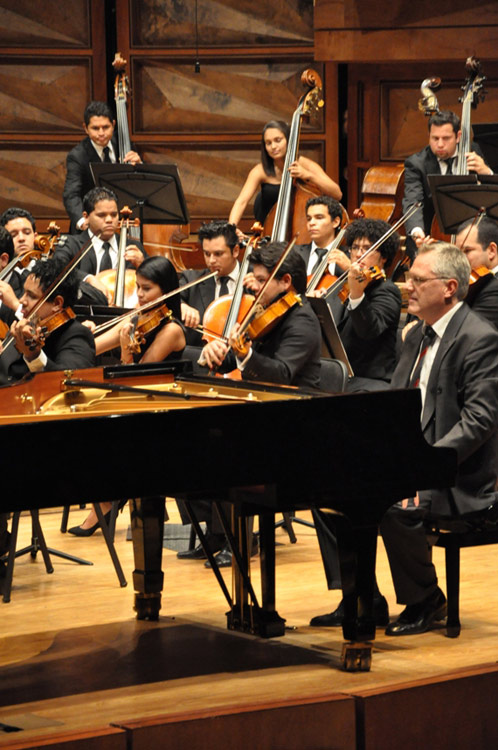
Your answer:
[200,241,321,389]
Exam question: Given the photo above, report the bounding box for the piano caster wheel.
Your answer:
[340,642,372,672]
[134,593,161,621]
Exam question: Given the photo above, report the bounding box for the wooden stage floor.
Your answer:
[1,506,498,749]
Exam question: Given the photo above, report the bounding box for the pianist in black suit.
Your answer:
[380,242,498,635]
[455,216,498,329]
[55,186,145,305]
[63,101,142,234]
[326,218,402,392]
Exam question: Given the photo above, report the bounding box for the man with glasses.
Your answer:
[380,242,498,635]
[325,218,402,393]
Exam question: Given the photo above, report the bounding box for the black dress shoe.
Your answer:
[68,510,112,537]
[309,594,389,627]
[177,534,224,560]
[385,587,447,636]
[204,537,259,569]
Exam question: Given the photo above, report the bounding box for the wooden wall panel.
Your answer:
[130,0,314,48]
[0,0,91,48]
[0,58,91,134]
[314,0,498,62]
[132,60,324,135]
[0,146,70,218]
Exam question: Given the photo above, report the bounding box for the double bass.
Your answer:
[265,69,326,244]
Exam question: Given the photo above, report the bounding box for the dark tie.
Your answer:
[218,276,230,297]
[443,157,454,175]
[409,325,436,388]
[99,241,113,272]
[102,146,112,163]
[312,247,328,274]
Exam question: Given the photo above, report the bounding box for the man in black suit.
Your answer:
[0,207,39,306]
[180,220,241,347]
[403,110,491,252]
[326,218,402,392]
[201,242,321,388]
[0,226,19,328]
[455,216,498,328]
[1,256,96,382]
[381,242,498,635]
[55,186,145,304]
[63,101,141,234]
[295,195,346,279]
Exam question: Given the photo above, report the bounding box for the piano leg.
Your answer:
[318,510,378,671]
[130,497,165,621]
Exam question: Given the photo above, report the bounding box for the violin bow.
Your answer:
[0,232,103,357]
[322,202,422,300]
[92,270,218,336]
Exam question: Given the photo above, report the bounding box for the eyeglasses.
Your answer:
[406,274,451,286]
[350,244,373,254]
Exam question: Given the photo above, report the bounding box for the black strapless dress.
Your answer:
[254,182,280,224]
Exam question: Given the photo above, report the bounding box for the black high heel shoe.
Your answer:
[68,510,112,537]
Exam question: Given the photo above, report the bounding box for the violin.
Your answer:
[127,303,173,355]
[338,266,386,304]
[231,289,302,359]
[22,308,76,351]
[466,265,492,305]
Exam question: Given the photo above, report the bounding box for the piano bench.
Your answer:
[425,508,498,638]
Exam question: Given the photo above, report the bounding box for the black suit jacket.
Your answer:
[54,230,145,286]
[402,142,486,235]
[328,279,401,382]
[392,304,498,515]
[179,269,217,346]
[2,318,96,383]
[219,297,321,389]
[466,272,498,329]
[63,135,120,233]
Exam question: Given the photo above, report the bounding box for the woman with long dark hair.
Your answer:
[228,120,341,230]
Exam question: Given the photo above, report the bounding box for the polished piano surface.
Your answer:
[0,361,456,670]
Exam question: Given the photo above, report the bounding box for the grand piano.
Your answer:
[0,361,456,670]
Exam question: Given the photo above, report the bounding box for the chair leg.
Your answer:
[60,506,70,533]
[2,512,20,603]
[445,539,461,637]
[93,503,127,587]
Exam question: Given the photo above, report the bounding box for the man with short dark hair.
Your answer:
[0,208,38,320]
[381,242,498,636]
[296,195,346,277]
[55,186,145,303]
[63,100,142,233]
[201,241,321,388]
[403,110,491,251]
[326,218,402,391]
[455,216,498,328]
[180,220,241,347]
[0,257,96,382]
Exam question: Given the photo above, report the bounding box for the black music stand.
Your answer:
[308,296,354,377]
[473,124,498,175]
[90,163,189,242]
[428,174,498,234]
